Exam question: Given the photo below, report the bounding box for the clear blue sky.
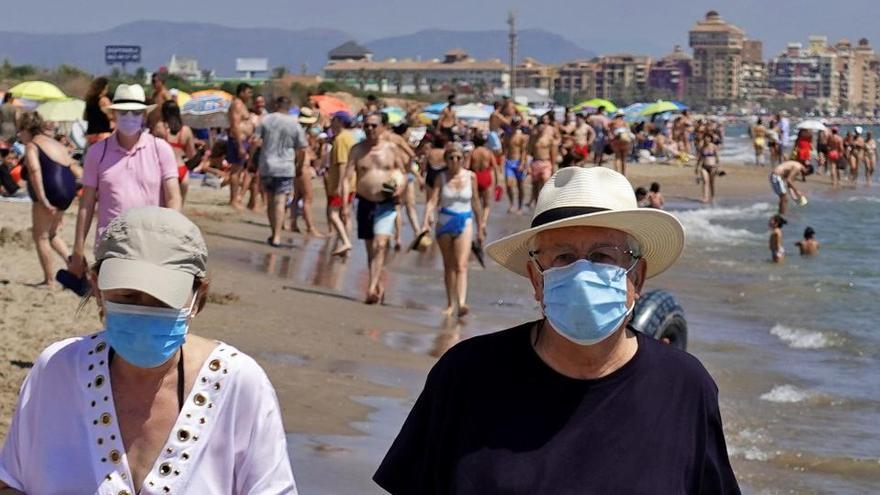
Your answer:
[8,0,878,57]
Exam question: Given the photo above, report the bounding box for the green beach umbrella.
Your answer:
[640,100,682,116]
[572,98,617,113]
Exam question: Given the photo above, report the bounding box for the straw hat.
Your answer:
[299,106,318,125]
[485,167,684,279]
[107,84,154,111]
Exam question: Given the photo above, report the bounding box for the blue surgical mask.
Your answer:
[103,297,195,368]
[541,259,634,345]
[116,113,144,136]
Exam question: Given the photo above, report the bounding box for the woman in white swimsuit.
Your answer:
[422,143,483,317]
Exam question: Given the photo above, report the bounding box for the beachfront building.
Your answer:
[167,54,200,81]
[553,60,599,103]
[514,57,557,91]
[768,42,840,113]
[833,39,879,115]
[594,53,652,100]
[648,46,692,100]
[688,11,745,105]
[328,41,373,62]
[323,49,509,95]
[740,40,769,101]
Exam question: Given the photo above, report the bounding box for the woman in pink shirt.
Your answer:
[69,84,181,277]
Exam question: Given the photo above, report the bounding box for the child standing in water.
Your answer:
[795,226,820,256]
[769,214,787,263]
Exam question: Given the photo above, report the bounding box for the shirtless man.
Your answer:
[245,96,268,211]
[588,106,610,165]
[503,120,528,213]
[469,133,495,238]
[528,119,557,205]
[816,128,829,174]
[379,113,418,248]
[827,127,844,186]
[488,101,508,158]
[438,94,457,140]
[769,160,807,215]
[227,83,254,209]
[751,118,767,167]
[147,72,171,129]
[560,107,576,136]
[571,113,595,165]
[609,111,632,176]
[795,226,819,256]
[341,113,406,304]
[674,110,692,155]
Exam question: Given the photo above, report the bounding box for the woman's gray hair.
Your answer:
[444,142,465,157]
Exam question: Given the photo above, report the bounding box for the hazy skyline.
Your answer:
[6,0,879,58]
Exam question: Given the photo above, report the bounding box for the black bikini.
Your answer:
[23,145,77,210]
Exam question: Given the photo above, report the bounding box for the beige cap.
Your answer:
[95,207,208,309]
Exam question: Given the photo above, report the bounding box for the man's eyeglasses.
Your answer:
[117,110,145,116]
[529,244,640,273]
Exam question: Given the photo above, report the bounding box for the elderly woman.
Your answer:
[0,207,297,494]
[375,167,739,494]
[18,111,81,288]
[422,143,483,317]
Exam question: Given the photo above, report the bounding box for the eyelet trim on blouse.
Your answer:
[80,332,238,494]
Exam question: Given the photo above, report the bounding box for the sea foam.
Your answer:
[760,385,814,403]
[673,203,771,245]
[770,324,835,349]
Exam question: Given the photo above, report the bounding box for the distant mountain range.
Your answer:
[0,21,594,77]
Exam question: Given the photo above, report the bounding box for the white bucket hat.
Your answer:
[107,84,153,111]
[485,167,684,279]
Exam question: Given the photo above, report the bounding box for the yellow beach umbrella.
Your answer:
[171,89,191,106]
[9,81,66,101]
[190,89,233,101]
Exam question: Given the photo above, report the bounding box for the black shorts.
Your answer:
[356,196,397,240]
[426,166,446,189]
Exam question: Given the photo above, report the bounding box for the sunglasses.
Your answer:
[117,110,145,116]
[446,155,464,161]
[364,123,380,129]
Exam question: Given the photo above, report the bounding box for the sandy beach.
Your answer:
[0,160,853,492]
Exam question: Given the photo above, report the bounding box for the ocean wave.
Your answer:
[846,196,880,204]
[760,385,814,403]
[727,444,773,461]
[770,324,836,349]
[673,203,771,245]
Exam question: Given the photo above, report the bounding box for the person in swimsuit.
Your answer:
[438,94,457,140]
[588,106,610,165]
[18,111,82,288]
[422,132,449,205]
[770,161,807,215]
[827,127,844,186]
[769,214,787,263]
[795,226,819,256]
[751,118,767,166]
[152,101,196,204]
[816,129,829,174]
[469,133,494,240]
[696,137,721,204]
[226,83,255,210]
[850,127,867,184]
[503,120,528,214]
[0,93,18,144]
[865,131,876,186]
[341,112,406,304]
[572,113,595,165]
[422,143,483,317]
[610,111,632,176]
[528,116,557,206]
[0,207,297,493]
[83,77,114,146]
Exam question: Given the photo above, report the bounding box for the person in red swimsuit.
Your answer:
[469,133,495,240]
[152,101,196,203]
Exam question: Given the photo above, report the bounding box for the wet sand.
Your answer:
[0,161,844,492]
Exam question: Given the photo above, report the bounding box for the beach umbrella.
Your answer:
[454,103,492,121]
[640,100,683,116]
[670,101,689,111]
[190,89,233,101]
[36,98,86,122]
[309,95,350,116]
[418,112,438,124]
[8,81,66,101]
[171,89,191,106]
[181,94,230,129]
[381,106,406,125]
[796,120,827,132]
[423,102,447,114]
[572,98,617,113]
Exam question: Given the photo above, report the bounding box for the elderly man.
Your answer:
[374,167,739,494]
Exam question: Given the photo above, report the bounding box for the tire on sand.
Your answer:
[630,289,687,351]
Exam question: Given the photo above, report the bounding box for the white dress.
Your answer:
[0,332,297,494]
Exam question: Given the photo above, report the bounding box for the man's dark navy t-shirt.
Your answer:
[374,321,740,494]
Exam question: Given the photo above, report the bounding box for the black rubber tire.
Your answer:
[630,289,688,351]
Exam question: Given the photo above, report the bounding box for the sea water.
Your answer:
[667,190,880,492]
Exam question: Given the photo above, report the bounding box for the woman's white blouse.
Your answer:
[0,333,298,494]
